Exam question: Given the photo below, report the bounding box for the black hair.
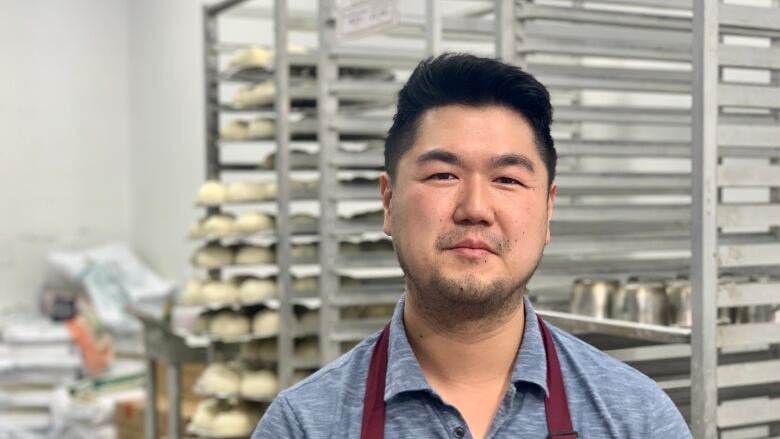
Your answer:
[384,53,556,190]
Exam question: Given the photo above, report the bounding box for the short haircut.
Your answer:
[384,53,556,190]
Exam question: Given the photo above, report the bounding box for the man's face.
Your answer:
[380,104,557,320]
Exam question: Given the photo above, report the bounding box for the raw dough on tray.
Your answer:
[209,311,250,337]
[252,309,280,336]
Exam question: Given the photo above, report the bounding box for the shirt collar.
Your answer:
[384,294,433,401]
[384,294,549,401]
[511,296,549,397]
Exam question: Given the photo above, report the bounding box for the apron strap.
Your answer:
[361,316,577,439]
[537,314,578,438]
[360,323,391,439]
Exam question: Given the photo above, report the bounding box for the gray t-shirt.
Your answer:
[252,295,691,438]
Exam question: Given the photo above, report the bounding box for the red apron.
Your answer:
[360,314,578,439]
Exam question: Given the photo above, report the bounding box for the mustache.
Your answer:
[435,229,509,255]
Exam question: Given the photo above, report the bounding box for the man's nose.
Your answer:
[453,178,495,226]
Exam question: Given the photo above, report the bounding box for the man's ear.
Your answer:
[380,172,393,237]
[545,182,557,245]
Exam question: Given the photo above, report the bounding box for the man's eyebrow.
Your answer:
[415,149,462,167]
[491,153,536,174]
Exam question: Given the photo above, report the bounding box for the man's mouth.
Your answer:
[447,239,497,257]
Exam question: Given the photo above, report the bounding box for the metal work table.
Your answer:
[128,306,208,439]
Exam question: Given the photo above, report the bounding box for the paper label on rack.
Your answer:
[335,0,399,41]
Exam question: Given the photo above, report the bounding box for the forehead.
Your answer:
[407,104,541,165]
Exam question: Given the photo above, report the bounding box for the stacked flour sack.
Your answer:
[0,315,83,437]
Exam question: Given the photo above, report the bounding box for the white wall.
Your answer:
[125,0,317,290]
[0,0,132,309]
[127,0,208,290]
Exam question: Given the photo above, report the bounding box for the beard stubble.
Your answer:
[394,228,543,330]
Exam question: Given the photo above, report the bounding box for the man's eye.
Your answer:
[496,176,522,185]
[429,173,455,180]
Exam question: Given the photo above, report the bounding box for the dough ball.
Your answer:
[363,304,396,319]
[252,309,280,336]
[293,370,313,384]
[192,245,234,269]
[261,152,275,169]
[233,80,276,108]
[197,181,227,205]
[291,214,318,230]
[235,245,275,265]
[210,406,258,438]
[238,278,276,304]
[292,276,318,292]
[191,399,220,433]
[368,240,394,252]
[291,243,318,260]
[248,119,275,139]
[190,219,208,238]
[341,240,393,254]
[229,46,273,68]
[201,281,239,305]
[341,306,364,320]
[202,214,236,237]
[198,363,241,394]
[340,242,359,254]
[227,181,268,202]
[290,178,319,193]
[288,44,308,55]
[261,181,277,199]
[209,311,250,337]
[294,337,319,359]
[229,45,307,68]
[298,310,319,327]
[240,369,279,398]
[235,212,274,235]
[220,120,249,141]
[194,313,211,335]
[351,210,384,223]
[241,338,278,363]
[181,280,203,305]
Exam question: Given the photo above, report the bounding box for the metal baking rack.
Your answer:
[184,2,780,438]
[314,0,709,364]
[512,0,697,309]
[193,1,320,430]
[513,0,699,432]
[690,1,780,437]
[314,0,512,361]
[510,1,780,437]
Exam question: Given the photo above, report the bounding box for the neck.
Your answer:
[403,291,526,386]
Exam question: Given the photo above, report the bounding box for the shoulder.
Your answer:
[283,330,379,403]
[254,331,380,438]
[547,323,661,393]
[546,323,690,437]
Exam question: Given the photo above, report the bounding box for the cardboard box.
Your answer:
[155,362,207,409]
[114,398,199,439]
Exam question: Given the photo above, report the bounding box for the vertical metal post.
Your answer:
[514,0,528,70]
[768,4,780,435]
[318,0,343,364]
[274,0,294,390]
[494,0,514,61]
[426,0,442,56]
[203,9,220,183]
[691,0,719,437]
[203,7,222,283]
[144,357,157,439]
[167,364,182,439]
[770,0,780,242]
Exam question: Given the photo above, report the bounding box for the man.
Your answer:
[252,53,691,438]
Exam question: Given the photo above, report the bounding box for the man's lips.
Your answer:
[447,239,497,256]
